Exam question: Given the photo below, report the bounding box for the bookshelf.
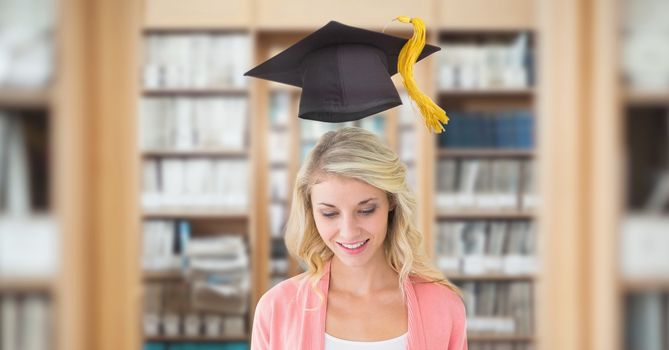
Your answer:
[618,0,669,348]
[431,27,538,349]
[138,27,257,350]
[0,0,58,348]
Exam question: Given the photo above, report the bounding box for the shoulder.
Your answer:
[410,276,466,320]
[256,273,310,310]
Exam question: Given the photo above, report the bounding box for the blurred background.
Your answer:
[0,0,667,349]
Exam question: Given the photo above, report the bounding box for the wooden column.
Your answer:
[56,0,142,349]
[537,0,620,349]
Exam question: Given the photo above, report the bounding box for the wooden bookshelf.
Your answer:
[141,149,248,158]
[144,335,249,342]
[438,149,535,158]
[142,209,249,220]
[0,278,55,293]
[447,274,536,282]
[437,210,535,220]
[438,87,535,97]
[468,334,535,342]
[0,88,51,109]
[142,88,248,97]
[624,89,669,106]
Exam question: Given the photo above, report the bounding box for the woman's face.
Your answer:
[310,174,392,268]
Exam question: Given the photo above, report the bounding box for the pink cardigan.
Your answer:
[251,259,468,349]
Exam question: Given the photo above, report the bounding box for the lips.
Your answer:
[336,239,370,254]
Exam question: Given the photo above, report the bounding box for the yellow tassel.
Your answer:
[395,16,449,134]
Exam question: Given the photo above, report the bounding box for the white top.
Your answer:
[324,332,408,350]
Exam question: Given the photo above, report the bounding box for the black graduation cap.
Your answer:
[244,17,449,133]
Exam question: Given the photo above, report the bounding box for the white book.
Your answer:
[161,159,185,207]
[270,203,285,238]
[186,235,245,258]
[270,91,291,126]
[621,215,669,278]
[21,295,50,350]
[474,160,496,208]
[269,169,288,201]
[492,159,521,209]
[399,128,414,162]
[521,159,538,209]
[174,98,193,150]
[0,216,58,277]
[6,117,30,214]
[191,34,210,88]
[0,113,8,210]
[232,34,251,88]
[457,159,480,208]
[1,295,19,350]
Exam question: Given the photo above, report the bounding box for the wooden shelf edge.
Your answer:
[0,277,55,293]
[447,274,536,281]
[142,209,249,220]
[438,88,535,97]
[144,335,249,342]
[436,211,535,220]
[467,334,535,342]
[437,149,535,158]
[141,149,248,158]
[0,88,51,109]
[142,88,249,96]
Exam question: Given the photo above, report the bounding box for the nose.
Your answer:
[339,213,361,240]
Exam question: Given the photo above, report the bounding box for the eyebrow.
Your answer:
[317,197,378,207]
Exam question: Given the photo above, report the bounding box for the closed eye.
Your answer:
[360,207,376,216]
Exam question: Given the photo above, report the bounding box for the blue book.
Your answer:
[471,113,484,148]
[223,342,250,350]
[463,112,477,148]
[495,111,513,148]
[514,110,534,149]
[178,220,191,273]
[144,343,166,350]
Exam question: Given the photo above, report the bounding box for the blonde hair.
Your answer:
[284,127,460,304]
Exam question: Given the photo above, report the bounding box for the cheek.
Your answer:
[312,212,337,241]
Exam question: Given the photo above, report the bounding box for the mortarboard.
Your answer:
[244,16,449,133]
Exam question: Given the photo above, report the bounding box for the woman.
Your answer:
[251,127,467,350]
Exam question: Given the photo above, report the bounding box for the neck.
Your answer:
[328,251,399,296]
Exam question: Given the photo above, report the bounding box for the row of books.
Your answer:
[144,343,248,350]
[625,292,669,350]
[142,283,248,338]
[140,97,248,151]
[620,215,669,278]
[459,281,534,336]
[299,116,386,143]
[299,117,387,162]
[436,159,536,210]
[437,33,533,90]
[436,220,537,275]
[468,343,534,350]
[142,220,248,273]
[621,0,669,90]
[0,216,57,278]
[438,111,534,149]
[143,34,251,89]
[0,0,53,88]
[142,159,249,210]
[144,283,247,338]
[0,294,51,350]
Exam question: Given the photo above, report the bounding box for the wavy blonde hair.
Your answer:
[284,127,460,304]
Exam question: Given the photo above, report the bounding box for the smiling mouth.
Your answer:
[336,239,370,250]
